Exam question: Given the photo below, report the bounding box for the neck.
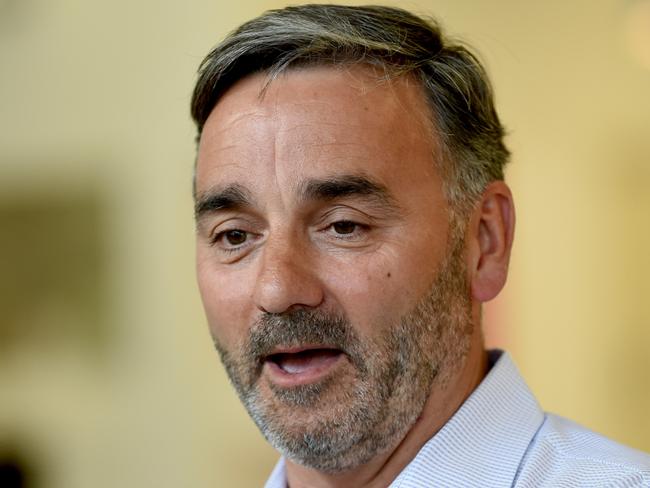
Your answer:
[284,333,489,488]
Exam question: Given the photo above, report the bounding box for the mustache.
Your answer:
[245,308,360,362]
[214,308,368,391]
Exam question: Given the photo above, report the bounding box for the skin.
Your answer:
[194,65,515,488]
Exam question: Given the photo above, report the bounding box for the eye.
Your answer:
[331,220,358,235]
[224,229,247,245]
[212,229,249,248]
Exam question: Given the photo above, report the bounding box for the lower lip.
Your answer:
[263,352,345,388]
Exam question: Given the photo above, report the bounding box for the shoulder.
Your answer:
[515,413,650,487]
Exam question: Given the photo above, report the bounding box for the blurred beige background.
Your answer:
[1,0,648,486]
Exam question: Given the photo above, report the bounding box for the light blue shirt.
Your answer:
[264,350,650,487]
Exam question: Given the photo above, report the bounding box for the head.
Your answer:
[191,4,514,474]
[192,4,510,219]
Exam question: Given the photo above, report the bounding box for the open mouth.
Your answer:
[263,347,345,386]
[267,348,342,373]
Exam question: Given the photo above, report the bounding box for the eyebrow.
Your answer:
[299,174,396,209]
[194,174,400,221]
[194,184,252,220]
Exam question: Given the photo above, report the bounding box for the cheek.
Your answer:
[196,250,253,348]
[327,233,446,334]
[324,247,438,333]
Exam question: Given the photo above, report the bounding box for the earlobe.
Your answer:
[469,181,515,303]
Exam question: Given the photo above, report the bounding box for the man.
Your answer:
[190,5,650,487]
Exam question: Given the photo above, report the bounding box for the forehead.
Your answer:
[195,65,441,201]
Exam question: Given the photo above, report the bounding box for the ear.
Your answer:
[466,181,515,302]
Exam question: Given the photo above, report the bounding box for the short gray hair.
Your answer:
[191,4,510,215]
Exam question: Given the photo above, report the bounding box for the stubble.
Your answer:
[214,231,473,472]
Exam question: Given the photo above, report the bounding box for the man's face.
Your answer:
[194,66,473,471]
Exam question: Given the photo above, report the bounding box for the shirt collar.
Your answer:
[264,350,544,488]
[264,457,287,488]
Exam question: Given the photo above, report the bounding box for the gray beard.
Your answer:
[214,233,473,473]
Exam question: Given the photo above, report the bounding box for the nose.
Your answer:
[253,234,324,314]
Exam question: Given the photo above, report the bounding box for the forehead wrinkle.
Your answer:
[304,142,369,150]
[270,113,297,215]
[200,110,277,166]
[214,107,269,127]
[211,143,242,153]
[276,121,361,133]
